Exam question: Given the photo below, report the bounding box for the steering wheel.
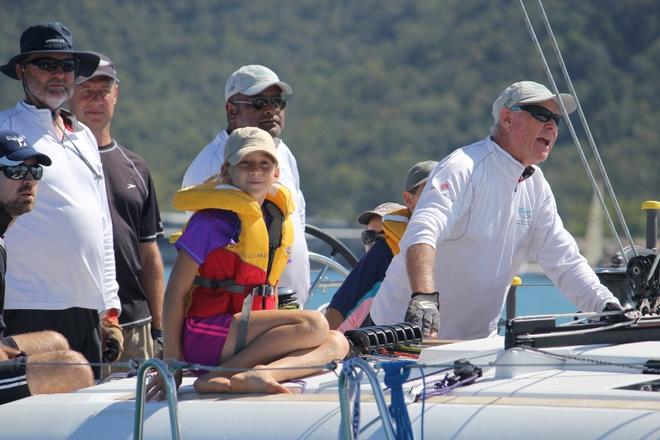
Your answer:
[304,224,359,310]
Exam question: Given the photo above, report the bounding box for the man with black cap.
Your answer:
[370,81,630,339]
[70,52,165,366]
[0,130,94,404]
[325,160,437,332]
[182,65,310,306]
[0,22,121,379]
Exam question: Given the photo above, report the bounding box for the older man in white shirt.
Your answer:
[370,81,625,339]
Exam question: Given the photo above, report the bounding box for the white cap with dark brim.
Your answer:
[491,81,577,123]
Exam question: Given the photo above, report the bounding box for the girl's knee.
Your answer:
[328,330,349,356]
[301,310,329,335]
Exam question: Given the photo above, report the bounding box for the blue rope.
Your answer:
[417,365,426,440]
[341,358,365,439]
[382,360,416,440]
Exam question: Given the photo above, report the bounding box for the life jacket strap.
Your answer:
[193,276,275,296]
[234,292,254,356]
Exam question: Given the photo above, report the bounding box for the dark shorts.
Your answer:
[182,314,233,377]
[3,308,101,379]
[0,353,30,405]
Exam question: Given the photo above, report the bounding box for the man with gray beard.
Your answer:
[0,22,121,379]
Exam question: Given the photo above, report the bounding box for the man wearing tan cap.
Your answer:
[325,160,437,331]
[356,202,405,253]
[371,81,628,339]
[182,65,310,307]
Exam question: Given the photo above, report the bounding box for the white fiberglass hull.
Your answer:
[2,337,660,439]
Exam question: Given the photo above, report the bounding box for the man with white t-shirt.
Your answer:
[182,65,310,305]
[0,22,120,379]
[370,81,629,340]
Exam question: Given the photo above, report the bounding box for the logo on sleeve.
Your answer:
[516,207,533,226]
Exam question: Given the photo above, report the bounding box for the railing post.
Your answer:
[133,358,180,440]
[642,201,660,251]
[506,276,523,323]
[338,358,398,440]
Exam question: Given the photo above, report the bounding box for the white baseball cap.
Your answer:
[224,65,293,102]
[491,81,577,123]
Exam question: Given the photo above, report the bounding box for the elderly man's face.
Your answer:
[506,99,560,166]
[227,85,286,138]
[17,53,76,110]
[0,157,40,216]
[70,77,118,133]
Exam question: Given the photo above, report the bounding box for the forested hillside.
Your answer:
[0,0,657,237]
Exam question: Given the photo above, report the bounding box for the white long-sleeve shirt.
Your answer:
[370,137,617,340]
[182,129,311,304]
[0,101,119,312]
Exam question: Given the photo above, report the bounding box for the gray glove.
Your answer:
[404,292,440,337]
[151,327,164,359]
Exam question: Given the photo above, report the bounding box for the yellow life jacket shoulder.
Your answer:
[172,182,295,286]
[382,207,411,255]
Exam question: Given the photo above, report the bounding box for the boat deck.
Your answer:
[2,337,660,439]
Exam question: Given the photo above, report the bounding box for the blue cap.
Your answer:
[0,131,51,166]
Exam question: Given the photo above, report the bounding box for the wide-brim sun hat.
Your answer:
[356,202,406,225]
[0,22,100,80]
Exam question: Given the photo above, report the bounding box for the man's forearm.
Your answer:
[406,243,437,294]
[139,241,165,329]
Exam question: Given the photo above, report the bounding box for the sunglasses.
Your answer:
[361,229,383,246]
[0,164,44,180]
[511,104,561,125]
[25,57,77,73]
[230,96,287,111]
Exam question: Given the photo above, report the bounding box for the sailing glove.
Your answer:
[101,310,124,363]
[405,292,440,337]
[151,327,164,359]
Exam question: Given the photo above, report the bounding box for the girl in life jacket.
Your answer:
[148,127,348,399]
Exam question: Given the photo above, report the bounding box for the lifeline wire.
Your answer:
[518,0,633,262]
[536,0,637,258]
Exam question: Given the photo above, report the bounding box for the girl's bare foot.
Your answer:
[230,367,290,394]
[194,376,232,394]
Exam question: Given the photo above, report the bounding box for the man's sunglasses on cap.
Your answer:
[510,104,561,125]
[230,96,287,111]
[0,164,44,180]
[361,229,383,246]
[25,58,77,73]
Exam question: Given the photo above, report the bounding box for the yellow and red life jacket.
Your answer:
[172,182,294,318]
[381,207,411,255]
